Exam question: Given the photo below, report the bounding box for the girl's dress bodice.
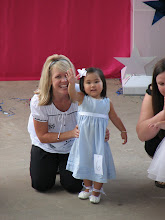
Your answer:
[66,96,116,183]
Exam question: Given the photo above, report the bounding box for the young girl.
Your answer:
[148,104,165,184]
[66,67,127,203]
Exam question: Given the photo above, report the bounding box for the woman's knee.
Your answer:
[30,163,56,192]
[30,145,58,192]
[31,176,55,192]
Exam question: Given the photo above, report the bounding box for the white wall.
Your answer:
[133,0,165,75]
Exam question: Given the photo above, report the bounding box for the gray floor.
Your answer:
[0,79,165,220]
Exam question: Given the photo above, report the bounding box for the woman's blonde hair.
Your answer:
[35,54,75,105]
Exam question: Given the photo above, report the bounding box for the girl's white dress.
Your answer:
[148,137,165,182]
[66,96,116,183]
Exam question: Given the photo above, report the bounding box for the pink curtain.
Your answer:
[0,0,131,81]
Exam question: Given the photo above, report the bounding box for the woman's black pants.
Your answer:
[30,145,83,192]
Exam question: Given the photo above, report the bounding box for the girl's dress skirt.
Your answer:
[148,137,165,182]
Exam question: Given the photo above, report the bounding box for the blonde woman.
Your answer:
[28,54,83,192]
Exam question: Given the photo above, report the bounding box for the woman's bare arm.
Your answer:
[136,93,165,141]
[34,119,79,143]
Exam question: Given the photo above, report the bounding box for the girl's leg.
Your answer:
[78,179,93,199]
[92,182,103,197]
[83,179,93,192]
[89,182,104,204]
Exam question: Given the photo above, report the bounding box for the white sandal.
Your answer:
[78,184,92,200]
[89,188,105,204]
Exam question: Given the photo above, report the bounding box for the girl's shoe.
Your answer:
[155,181,165,188]
[78,185,92,200]
[89,187,105,204]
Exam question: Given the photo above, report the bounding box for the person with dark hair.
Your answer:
[66,67,127,204]
[136,58,165,188]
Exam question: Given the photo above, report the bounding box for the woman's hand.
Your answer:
[105,128,110,142]
[136,93,165,141]
[149,121,165,130]
[72,125,80,138]
[73,127,110,142]
[147,97,165,131]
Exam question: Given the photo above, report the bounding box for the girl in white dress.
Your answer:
[66,67,127,203]
[148,117,165,183]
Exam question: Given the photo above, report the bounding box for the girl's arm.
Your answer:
[66,69,84,104]
[33,119,79,143]
[136,93,165,141]
[109,101,127,144]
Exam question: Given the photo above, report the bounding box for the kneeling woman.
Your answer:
[136,58,165,188]
[28,54,83,192]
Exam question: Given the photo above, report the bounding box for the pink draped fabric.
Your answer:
[0,0,131,81]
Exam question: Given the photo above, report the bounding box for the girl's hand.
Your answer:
[105,128,110,142]
[66,69,78,84]
[121,132,127,145]
[72,125,80,138]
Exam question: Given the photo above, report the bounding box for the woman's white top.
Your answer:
[28,94,78,154]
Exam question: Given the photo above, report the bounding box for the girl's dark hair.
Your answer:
[152,58,165,139]
[79,67,107,98]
